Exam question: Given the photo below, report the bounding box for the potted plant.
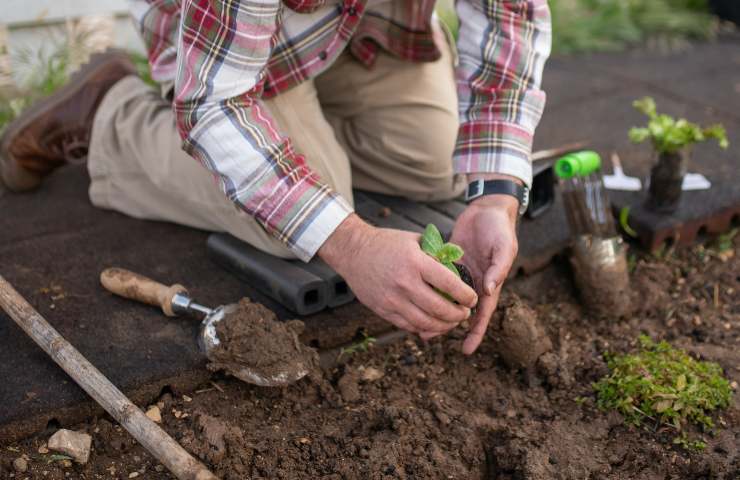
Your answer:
[629,97,728,213]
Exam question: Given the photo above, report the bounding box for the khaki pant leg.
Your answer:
[87,76,352,259]
[314,28,465,202]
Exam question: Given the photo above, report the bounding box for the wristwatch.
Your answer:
[464,179,529,216]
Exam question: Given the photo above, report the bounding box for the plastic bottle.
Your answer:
[555,151,631,318]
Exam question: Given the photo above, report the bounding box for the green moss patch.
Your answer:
[593,335,732,450]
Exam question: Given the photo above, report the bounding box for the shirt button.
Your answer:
[318,51,327,60]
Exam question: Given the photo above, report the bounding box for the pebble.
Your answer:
[38,444,49,454]
[48,429,92,464]
[145,406,162,423]
[360,367,384,382]
[13,457,28,473]
[129,472,140,478]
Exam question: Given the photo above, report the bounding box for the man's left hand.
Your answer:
[443,188,520,354]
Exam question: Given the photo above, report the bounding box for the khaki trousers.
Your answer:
[88,43,464,260]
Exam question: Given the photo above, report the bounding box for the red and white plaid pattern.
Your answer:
[130,0,551,261]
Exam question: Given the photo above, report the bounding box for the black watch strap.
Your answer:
[464,179,529,215]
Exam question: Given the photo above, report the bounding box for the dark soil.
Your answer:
[209,298,319,387]
[1,237,738,479]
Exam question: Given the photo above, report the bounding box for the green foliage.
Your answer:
[436,0,719,55]
[549,0,718,54]
[629,97,729,154]
[593,335,732,449]
[421,224,463,277]
[710,228,737,254]
[338,331,377,359]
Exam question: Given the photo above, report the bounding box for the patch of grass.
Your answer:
[593,335,732,450]
[435,0,719,55]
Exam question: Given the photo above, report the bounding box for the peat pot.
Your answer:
[646,148,689,213]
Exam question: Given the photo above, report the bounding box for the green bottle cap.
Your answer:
[554,151,602,179]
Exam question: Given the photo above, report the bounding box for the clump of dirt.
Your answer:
[491,295,553,370]
[208,298,319,386]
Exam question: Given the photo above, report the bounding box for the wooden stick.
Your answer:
[0,275,218,480]
[532,140,589,162]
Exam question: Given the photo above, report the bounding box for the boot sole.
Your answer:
[0,50,135,191]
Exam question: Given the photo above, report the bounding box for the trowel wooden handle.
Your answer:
[100,268,187,317]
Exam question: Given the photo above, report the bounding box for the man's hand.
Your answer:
[448,188,520,355]
[319,214,478,336]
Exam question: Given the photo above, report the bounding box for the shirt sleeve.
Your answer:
[454,0,552,188]
[173,0,352,261]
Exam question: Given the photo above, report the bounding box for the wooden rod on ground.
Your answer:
[0,275,218,480]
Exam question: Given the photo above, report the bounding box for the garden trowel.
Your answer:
[604,152,642,191]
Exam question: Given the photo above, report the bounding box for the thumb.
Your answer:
[483,260,511,296]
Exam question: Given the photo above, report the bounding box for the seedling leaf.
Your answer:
[437,244,464,264]
[421,224,445,256]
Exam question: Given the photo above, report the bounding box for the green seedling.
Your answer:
[420,224,463,278]
[338,331,376,359]
[593,335,732,450]
[629,97,729,154]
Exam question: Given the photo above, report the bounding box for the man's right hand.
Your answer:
[319,214,478,336]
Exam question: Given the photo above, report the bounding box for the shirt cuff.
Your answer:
[288,194,354,262]
[453,121,535,188]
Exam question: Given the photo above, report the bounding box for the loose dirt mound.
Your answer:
[1,239,738,479]
[209,298,318,386]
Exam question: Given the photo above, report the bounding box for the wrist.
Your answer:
[468,194,520,223]
[318,213,372,273]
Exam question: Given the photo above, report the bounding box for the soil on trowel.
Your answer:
[1,236,738,479]
[208,298,319,386]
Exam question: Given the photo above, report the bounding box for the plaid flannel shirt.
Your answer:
[130,0,551,261]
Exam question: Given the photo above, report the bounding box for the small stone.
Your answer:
[731,381,738,390]
[38,444,49,454]
[13,457,28,473]
[172,409,182,419]
[129,472,140,478]
[298,437,311,445]
[505,409,517,419]
[48,429,92,464]
[360,367,384,382]
[359,448,370,458]
[155,465,165,472]
[60,459,72,468]
[182,395,192,403]
[145,406,162,423]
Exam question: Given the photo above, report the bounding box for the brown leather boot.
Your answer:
[0,50,137,191]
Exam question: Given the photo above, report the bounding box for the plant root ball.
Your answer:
[492,295,552,370]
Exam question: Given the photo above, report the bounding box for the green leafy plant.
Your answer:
[629,97,729,154]
[421,224,464,277]
[593,335,732,450]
